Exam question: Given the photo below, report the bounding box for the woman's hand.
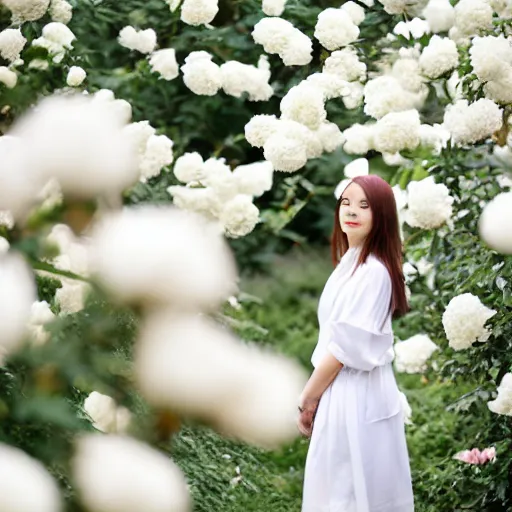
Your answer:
[297,397,320,438]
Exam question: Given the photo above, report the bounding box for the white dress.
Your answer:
[302,248,414,512]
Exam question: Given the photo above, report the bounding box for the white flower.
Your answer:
[399,392,413,425]
[377,0,409,14]
[49,0,72,23]
[10,94,138,200]
[454,0,493,37]
[487,373,512,416]
[483,72,512,105]
[220,195,260,238]
[419,35,458,79]
[0,236,9,254]
[2,0,50,22]
[66,66,86,86]
[443,99,502,145]
[73,435,190,512]
[341,1,365,25]
[0,210,14,229]
[342,123,374,154]
[278,119,323,159]
[149,48,179,80]
[123,120,156,167]
[422,0,455,33]
[55,281,88,315]
[220,58,273,102]
[28,300,55,345]
[232,161,273,197]
[181,0,218,26]
[344,157,369,179]
[323,48,366,82]
[263,134,307,172]
[394,334,438,374]
[314,8,359,51]
[394,18,430,39]
[442,293,496,350]
[342,81,364,109]
[305,72,349,100]
[0,66,18,88]
[37,21,75,47]
[89,206,237,309]
[139,134,174,182]
[182,51,222,96]
[118,26,157,54]
[173,152,205,183]
[315,121,345,153]
[168,185,220,219]
[419,123,450,154]
[28,58,49,70]
[244,114,279,148]
[469,35,512,83]
[281,33,313,66]
[391,58,424,93]
[280,82,326,130]
[262,0,286,16]
[479,192,512,254]
[83,392,131,433]
[0,28,26,62]
[405,176,453,229]
[373,109,421,154]
[0,443,62,512]
[0,254,36,363]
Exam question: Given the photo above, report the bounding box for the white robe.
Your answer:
[302,248,414,512]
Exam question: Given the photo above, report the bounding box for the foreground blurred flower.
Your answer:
[442,293,496,350]
[0,254,37,363]
[394,334,438,374]
[28,300,55,345]
[83,392,131,434]
[10,94,137,201]
[180,0,218,26]
[1,0,50,22]
[0,443,62,512]
[0,28,26,62]
[73,435,190,512]
[487,373,512,416]
[0,236,9,254]
[118,26,157,54]
[89,206,236,309]
[479,192,512,254]
[149,48,179,80]
[454,447,497,465]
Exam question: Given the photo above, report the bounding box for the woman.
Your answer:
[298,175,414,512]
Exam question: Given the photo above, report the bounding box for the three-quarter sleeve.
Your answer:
[327,259,394,372]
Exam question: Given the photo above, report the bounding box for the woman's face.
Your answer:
[339,182,373,246]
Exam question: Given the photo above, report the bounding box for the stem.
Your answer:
[30,259,90,284]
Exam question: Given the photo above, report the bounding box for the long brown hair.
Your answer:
[331,175,409,318]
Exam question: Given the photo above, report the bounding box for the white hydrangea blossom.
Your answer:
[139,134,174,183]
[66,66,86,86]
[252,17,312,66]
[422,0,455,33]
[315,121,345,153]
[0,210,14,229]
[377,0,409,14]
[182,51,222,96]
[442,293,496,350]
[391,57,425,93]
[0,28,27,63]
[305,72,350,100]
[469,35,512,83]
[484,74,512,105]
[419,36,459,79]
[28,58,49,70]
[220,195,260,238]
[453,0,493,39]
[323,48,367,82]
[394,334,439,374]
[168,185,220,219]
[32,22,75,63]
[405,176,453,229]
[487,373,512,416]
[232,161,273,197]
[173,152,205,183]
[373,109,421,154]
[314,8,359,51]
[342,81,364,109]
[262,0,286,16]
[0,66,17,88]
[341,1,365,25]
[149,48,179,80]
[394,18,430,40]
[49,0,72,23]
[280,82,326,130]
[342,123,374,154]
[73,435,190,512]
[263,134,307,172]
[479,192,512,254]
[118,26,157,54]
[2,0,50,22]
[91,88,133,125]
[28,300,55,345]
[220,57,273,101]
[443,99,502,145]
[0,236,9,254]
[0,443,62,512]
[83,392,131,434]
[244,114,279,148]
[419,123,450,154]
[181,0,218,26]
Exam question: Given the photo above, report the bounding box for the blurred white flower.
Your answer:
[0,254,36,363]
[422,0,454,33]
[49,0,72,23]
[55,281,88,315]
[28,58,49,70]
[442,293,496,350]
[373,109,421,154]
[0,66,18,88]
[173,152,205,183]
[181,0,218,26]
[220,195,260,238]
[73,435,190,512]
[244,114,279,148]
[344,157,369,179]
[66,66,86,86]
[405,176,453,229]
[149,48,179,80]
[118,26,157,54]
[314,8,359,51]
[280,82,326,130]
[182,51,222,96]
[89,206,237,309]
[0,443,62,512]
[275,119,323,159]
[479,192,512,254]
[342,123,374,154]
[315,121,345,153]
[419,123,450,154]
[341,1,365,25]
[10,94,138,200]
[487,373,512,416]
[469,35,512,83]
[394,334,438,373]
[419,36,458,79]
[262,0,286,16]
[453,0,493,38]
[232,161,273,197]
[0,210,14,229]
[342,81,365,110]
[167,185,220,219]
[32,22,75,63]
[139,134,174,183]
[305,72,350,100]
[399,391,413,425]
[220,57,273,101]
[2,0,50,22]
[263,134,307,172]
[393,18,430,39]
[443,99,502,145]
[28,300,55,345]
[0,28,26,62]
[91,89,133,125]
[0,236,9,254]
[323,48,366,82]
[83,391,131,434]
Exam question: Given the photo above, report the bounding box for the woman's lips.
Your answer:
[344,221,360,227]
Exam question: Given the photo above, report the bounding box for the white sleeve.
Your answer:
[327,260,394,372]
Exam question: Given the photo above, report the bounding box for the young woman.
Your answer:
[298,175,414,512]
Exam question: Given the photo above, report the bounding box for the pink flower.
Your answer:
[454,447,497,465]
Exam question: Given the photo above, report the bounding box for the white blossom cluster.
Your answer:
[0,66,17,88]
[443,99,503,145]
[0,236,9,254]
[84,391,132,434]
[314,5,362,51]
[442,293,497,350]
[149,48,179,81]
[262,0,286,16]
[393,17,430,40]
[49,0,72,23]
[373,109,421,154]
[479,192,512,254]
[32,21,76,63]
[180,0,218,26]
[280,82,326,130]
[394,334,439,374]
[0,28,26,62]
[66,65,86,86]
[1,0,50,22]
[450,0,493,44]
[487,373,512,416]
[419,35,459,79]
[118,26,157,54]
[28,300,55,345]
[182,51,221,95]
[169,154,272,237]
[252,17,312,66]
[422,0,455,33]
[377,0,424,15]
